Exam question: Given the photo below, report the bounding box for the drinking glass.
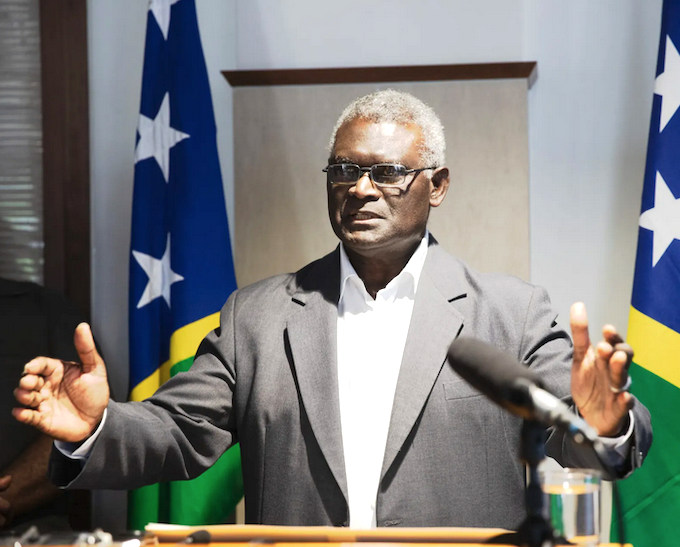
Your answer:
[540,468,601,546]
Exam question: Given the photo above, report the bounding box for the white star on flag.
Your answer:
[149,0,182,40]
[639,171,680,267]
[135,93,189,183]
[655,35,680,132]
[132,234,185,309]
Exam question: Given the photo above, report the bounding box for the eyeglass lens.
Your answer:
[326,164,407,185]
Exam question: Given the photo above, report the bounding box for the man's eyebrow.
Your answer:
[329,156,355,164]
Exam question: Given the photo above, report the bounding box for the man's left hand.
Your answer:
[570,302,634,437]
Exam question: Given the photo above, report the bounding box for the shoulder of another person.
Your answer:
[0,276,31,295]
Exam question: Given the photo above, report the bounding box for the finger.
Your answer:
[23,356,61,378]
[614,342,634,368]
[14,387,43,409]
[11,407,43,428]
[609,346,633,391]
[18,374,45,392]
[0,476,10,491]
[74,323,95,367]
[570,302,591,364]
[602,324,624,346]
[595,341,614,371]
[74,323,105,374]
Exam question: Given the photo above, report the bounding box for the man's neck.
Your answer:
[344,237,425,299]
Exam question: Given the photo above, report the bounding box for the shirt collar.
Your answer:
[339,230,430,303]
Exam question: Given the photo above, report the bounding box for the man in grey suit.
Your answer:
[14,90,651,530]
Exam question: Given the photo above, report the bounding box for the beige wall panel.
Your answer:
[234,80,529,287]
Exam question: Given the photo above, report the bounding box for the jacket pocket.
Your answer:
[443,379,482,400]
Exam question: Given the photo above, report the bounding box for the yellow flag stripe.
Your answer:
[628,306,680,389]
[169,312,221,365]
[129,360,171,402]
[129,312,221,402]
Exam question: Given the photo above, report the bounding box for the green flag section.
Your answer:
[127,318,243,530]
[128,447,243,528]
[612,2,680,544]
[612,309,680,546]
[127,319,244,530]
[164,348,242,525]
[612,361,680,546]
[128,0,242,530]
[129,449,242,528]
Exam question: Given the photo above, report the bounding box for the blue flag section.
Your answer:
[631,0,680,335]
[613,0,680,545]
[128,0,243,529]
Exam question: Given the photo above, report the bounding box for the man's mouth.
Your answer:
[347,211,380,221]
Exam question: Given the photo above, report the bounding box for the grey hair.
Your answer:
[328,89,446,167]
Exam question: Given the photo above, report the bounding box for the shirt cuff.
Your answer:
[54,408,108,460]
[594,410,635,468]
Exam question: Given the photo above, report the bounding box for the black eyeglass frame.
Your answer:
[322,163,437,187]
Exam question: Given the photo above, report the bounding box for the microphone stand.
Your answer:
[488,420,570,547]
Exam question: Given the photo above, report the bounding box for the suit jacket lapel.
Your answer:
[286,249,348,501]
[381,241,466,480]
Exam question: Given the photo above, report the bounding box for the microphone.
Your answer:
[179,530,212,544]
[447,337,599,445]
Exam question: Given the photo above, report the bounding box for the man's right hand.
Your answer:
[13,323,109,443]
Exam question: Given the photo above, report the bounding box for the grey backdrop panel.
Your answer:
[233,79,529,287]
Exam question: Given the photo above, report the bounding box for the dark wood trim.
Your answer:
[39,0,91,321]
[222,62,538,89]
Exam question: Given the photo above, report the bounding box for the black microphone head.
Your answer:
[447,337,544,419]
[182,530,212,544]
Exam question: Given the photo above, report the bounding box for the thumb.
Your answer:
[74,323,105,374]
[570,302,591,364]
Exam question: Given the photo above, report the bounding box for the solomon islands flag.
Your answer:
[612,1,680,545]
[128,0,242,529]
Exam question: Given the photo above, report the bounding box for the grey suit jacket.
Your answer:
[50,238,652,530]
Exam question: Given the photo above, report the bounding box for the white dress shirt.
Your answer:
[337,233,429,529]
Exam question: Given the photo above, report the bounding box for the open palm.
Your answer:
[13,323,109,443]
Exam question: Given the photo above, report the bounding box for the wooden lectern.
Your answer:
[146,524,632,547]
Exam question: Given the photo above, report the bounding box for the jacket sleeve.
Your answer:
[518,285,652,480]
[49,292,240,490]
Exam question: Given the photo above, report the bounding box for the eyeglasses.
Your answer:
[323,163,436,187]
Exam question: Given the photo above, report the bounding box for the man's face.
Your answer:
[327,117,448,260]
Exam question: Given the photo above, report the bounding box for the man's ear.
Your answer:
[429,167,450,208]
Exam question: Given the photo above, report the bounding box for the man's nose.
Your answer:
[349,171,381,199]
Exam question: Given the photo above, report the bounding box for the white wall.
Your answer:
[235,0,526,68]
[525,1,662,338]
[87,0,663,529]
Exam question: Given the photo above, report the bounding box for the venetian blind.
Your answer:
[0,0,42,283]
